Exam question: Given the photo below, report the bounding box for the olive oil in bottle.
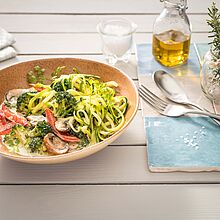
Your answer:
[152,30,190,67]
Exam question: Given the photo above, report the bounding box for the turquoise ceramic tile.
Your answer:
[136,43,220,172]
[136,44,200,76]
[145,116,220,172]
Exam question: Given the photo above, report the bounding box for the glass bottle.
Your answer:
[152,0,191,67]
[201,47,220,103]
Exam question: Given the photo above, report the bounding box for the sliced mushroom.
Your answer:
[55,118,70,132]
[5,89,32,106]
[27,115,46,126]
[44,133,69,155]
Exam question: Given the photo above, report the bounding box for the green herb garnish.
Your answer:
[51,66,66,79]
[27,65,46,84]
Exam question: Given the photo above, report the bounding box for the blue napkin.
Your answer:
[145,116,220,172]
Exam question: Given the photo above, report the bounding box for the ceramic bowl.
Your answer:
[0,58,138,164]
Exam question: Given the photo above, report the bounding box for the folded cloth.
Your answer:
[0,28,16,50]
[0,28,16,62]
[0,46,17,62]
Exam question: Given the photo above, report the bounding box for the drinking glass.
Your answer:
[97,18,137,65]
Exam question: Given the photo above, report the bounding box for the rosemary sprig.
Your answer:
[207,2,220,58]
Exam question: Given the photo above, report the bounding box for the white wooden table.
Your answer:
[1,0,220,219]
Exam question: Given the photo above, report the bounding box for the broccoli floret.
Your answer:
[17,92,37,115]
[54,91,77,117]
[69,130,89,148]
[27,121,51,153]
[30,121,52,138]
[50,78,71,92]
[4,122,52,154]
[27,136,43,153]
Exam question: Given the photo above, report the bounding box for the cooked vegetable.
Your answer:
[27,121,52,153]
[4,124,29,153]
[0,111,6,126]
[45,108,79,143]
[17,92,37,115]
[54,91,77,117]
[4,89,30,109]
[2,104,28,126]
[44,133,69,155]
[28,137,43,153]
[55,118,70,132]
[0,124,14,135]
[4,121,52,154]
[1,66,128,156]
[0,110,15,135]
[27,115,46,126]
[29,121,52,138]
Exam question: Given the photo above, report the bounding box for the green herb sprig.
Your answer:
[207,2,220,85]
[26,66,83,85]
[207,2,220,57]
[27,66,46,84]
[27,66,66,84]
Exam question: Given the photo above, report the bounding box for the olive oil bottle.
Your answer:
[153,30,190,67]
[152,0,191,67]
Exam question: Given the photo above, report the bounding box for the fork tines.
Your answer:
[138,84,167,113]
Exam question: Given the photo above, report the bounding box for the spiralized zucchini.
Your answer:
[18,71,128,145]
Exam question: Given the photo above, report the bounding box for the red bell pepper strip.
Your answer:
[1,104,28,126]
[0,128,12,135]
[0,110,15,135]
[0,122,15,135]
[0,111,6,126]
[45,108,79,143]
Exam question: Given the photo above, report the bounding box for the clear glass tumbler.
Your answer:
[97,18,137,65]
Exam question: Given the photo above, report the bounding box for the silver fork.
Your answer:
[139,84,220,121]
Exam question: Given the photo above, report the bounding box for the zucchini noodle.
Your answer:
[19,71,128,145]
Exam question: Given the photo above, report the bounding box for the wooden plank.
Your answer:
[0,54,138,80]
[2,145,220,184]
[11,33,209,55]
[1,185,220,220]
[0,0,219,14]
[113,110,144,146]
[0,14,210,33]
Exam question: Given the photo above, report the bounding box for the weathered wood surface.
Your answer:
[1,185,220,220]
[0,1,219,219]
[0,0,218,13]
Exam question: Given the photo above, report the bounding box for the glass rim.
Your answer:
[97,17,137,37]
[161,0,187,8]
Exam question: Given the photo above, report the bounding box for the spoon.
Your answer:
[153,70,204,111]
[153,70,220,125]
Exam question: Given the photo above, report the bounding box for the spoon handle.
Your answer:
[187,102,220,125]
[187,102,204,111]
[185,109,220,121]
